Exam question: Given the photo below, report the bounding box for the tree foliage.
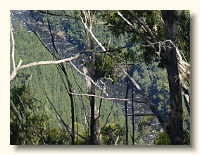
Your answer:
[10,10,190,145]
[10,85,48,144]
[101,123,125,145]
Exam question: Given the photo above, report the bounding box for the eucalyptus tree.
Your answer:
[94,10,190,144]
[12,10,190,145]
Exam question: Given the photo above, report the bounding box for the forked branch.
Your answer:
[10,27,82,81]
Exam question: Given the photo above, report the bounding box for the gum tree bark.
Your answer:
[81,10,102,145]
[161,10,184,145]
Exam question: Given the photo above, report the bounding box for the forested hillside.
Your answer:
[10,10,190,145]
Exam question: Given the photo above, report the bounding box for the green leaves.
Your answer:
[11,10,190,145]
[154,132,171,145]
[154,130,190,145]
[10,85,49,145]
[10,19,127,144]
[178,10,190,62]
[95,53,115,80]
[101,123,125,145]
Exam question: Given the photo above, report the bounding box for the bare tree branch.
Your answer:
[10,53,81,81]
[10,100,23,123]
[69,60,108,96]
[119,10,190,87]
[101,101,115,130]
[80,16,166,128]
[10,29,83,82]
[117,11,155,47]
[41,82,87,141]
[117,11,136,30]
[10,22,83,82]
[114,135,120,145]
[80,13,106,51]
[128,10,155,39]
[70,92,132,101]
[11,28,16,70]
